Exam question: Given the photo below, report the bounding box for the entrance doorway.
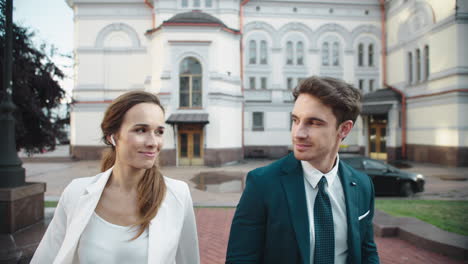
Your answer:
[369,116,387,160]
[178,124,204,165]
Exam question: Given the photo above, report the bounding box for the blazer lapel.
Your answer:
[54,168,112,264]
[280,154,310,264]
[338,162,360,264]
[147,199,169,264]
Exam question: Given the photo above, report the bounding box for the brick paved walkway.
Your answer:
[195,208,465,264]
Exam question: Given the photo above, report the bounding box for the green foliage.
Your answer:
[376,199,468,236]
[45,200,58,208]
[0,0,68,154]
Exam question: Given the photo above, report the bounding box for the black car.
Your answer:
[341,156,425,197]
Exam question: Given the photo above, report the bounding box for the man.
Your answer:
[226,76,379,264]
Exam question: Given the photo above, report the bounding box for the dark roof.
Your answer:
[361,104,393,115]
[166,113,209,125]
[363,88,401,103]
[165,11,227,27]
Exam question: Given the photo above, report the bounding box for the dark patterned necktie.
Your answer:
[314,176,335,264]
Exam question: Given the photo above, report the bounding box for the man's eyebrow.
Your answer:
[291,114,327,124]
[306,117,327,123]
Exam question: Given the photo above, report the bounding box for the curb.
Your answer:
[21,156,74,163]
[373,209,468,260]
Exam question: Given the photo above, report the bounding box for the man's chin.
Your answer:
[293,150,314,161]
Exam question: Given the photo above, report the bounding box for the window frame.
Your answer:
[322,42,330,66]
[252,112,264,131]
[249,76,256,89]
[249,40,257,65]
[260,40,268,65]
[368,44,374,67]
[358,43,364,67]
[261,77,267,89]
[286,41,294,65]
[179,57,202,108]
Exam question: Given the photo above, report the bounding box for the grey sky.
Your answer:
[13,0,74,97]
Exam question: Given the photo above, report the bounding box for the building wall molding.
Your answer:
[95,22,142,48]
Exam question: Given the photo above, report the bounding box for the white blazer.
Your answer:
[31,168,200,264]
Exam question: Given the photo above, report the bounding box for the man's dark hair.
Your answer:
[293,76,362,126]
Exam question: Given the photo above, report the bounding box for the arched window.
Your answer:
[296,41,304,65]
[332,42,340,66]
[358,43,364,66]
[424,45,429,80]
[408,52,413,84]
[368,44,374,67]
[260,40,267,64]
[179,57,202,108]
[322,42,329,66]
[286,41,293,65]
[416,48,421,82]
[249,40,257,64]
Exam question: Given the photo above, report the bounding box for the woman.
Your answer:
[32,91,200,264]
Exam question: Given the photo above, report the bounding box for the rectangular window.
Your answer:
[408,52,413,84]
[192,76,202,107]
[194,0,201,7]
[249,77,256,89]
[261,77,267,89]
[369,79,374,92]
[368,44,374,67]
[424,45,429,80]
[416,49,421,82]
[182,0,188,7]
[252,112,264,131]
[287,77,293,89]
[359,79,364,91]
[205,0,212,7]
[179,76,190,107]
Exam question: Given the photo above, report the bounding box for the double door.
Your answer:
[178,124,204,166]
[369,123,387,160]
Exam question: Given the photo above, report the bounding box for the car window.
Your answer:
[343,159,364,170]
[363,159,387,170]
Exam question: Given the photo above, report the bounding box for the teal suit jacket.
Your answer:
[226,153,380,264]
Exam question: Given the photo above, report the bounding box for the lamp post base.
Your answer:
[0,183,46,234]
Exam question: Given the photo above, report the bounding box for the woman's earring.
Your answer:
[110,135,116,146]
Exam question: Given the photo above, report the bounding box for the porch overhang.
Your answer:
[361,104,393,115]
[166,113,209,125]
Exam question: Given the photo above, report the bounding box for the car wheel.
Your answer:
[400,182,414,197]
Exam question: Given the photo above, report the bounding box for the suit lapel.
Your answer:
[280,154,310,264]
[338,162,360,264]
[54,169,112,264]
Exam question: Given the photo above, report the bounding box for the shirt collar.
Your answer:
[301,154,340,189]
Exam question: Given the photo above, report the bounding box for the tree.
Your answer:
[0,0,68,154]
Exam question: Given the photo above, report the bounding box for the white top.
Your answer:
[77,212,148,264]
[31,168,199,264]
[302,155,348,264]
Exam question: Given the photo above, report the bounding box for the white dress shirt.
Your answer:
[302,155,348,264]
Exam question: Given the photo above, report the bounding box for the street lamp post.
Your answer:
[0,0,45,243]
[0,0,26,188]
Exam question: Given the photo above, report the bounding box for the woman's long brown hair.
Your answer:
[100,90,167,239]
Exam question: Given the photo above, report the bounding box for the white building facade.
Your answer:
[66,0,468,167]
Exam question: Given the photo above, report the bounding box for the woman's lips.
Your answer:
[140,152,156,158]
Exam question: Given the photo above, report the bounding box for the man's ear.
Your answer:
[338,120,354,140]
